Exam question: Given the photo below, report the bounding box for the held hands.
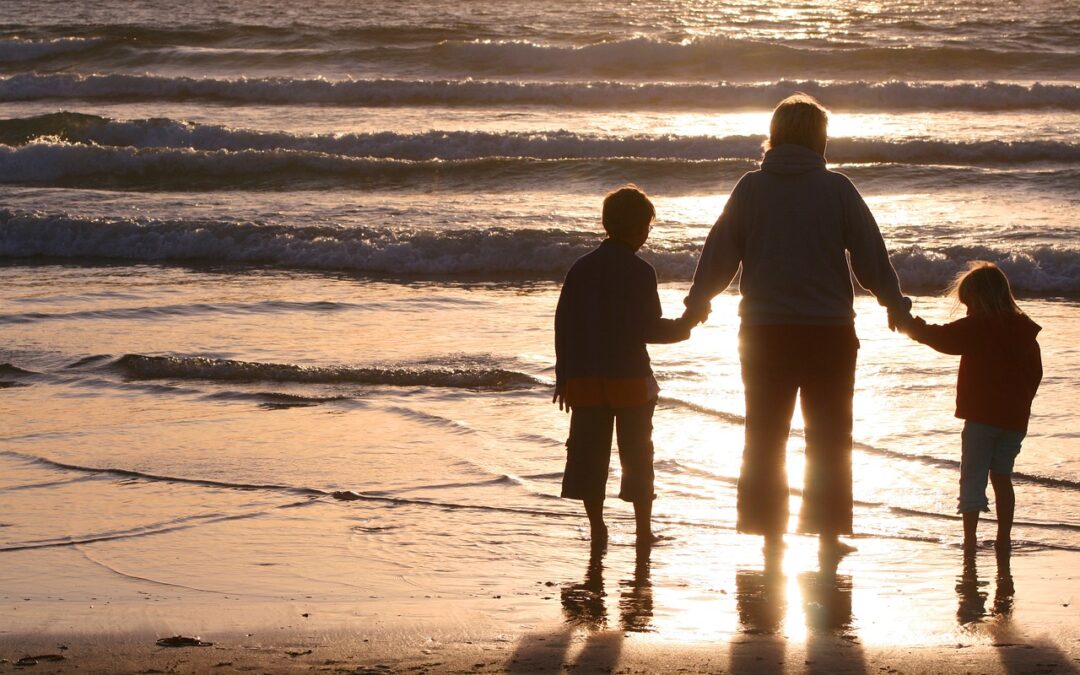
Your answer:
[670,303,709,342]
[672,315,695,341]
[681,302,711,326]
[887,297,914,332]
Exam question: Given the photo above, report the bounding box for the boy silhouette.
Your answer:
[554,185,693,546]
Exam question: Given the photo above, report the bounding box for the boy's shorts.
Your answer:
[561,401,656,503]
[958,420,1025,514]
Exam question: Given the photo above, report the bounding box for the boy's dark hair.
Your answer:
[602,184,655,239]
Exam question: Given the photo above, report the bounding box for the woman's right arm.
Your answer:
[683,174,749,321]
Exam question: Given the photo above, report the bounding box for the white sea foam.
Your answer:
[2,74,1079,110]
[1,123,1076,186]
[2,210,1077,293]
[112,354,542,390]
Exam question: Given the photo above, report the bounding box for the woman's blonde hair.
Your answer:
[948,261,1023,316]
[763,93,829,153]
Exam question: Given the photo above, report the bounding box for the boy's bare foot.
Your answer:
[591,524,609,546]
[636,532,670,548]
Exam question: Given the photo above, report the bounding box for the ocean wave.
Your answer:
[0,210,624,276]
[3,211,1079,293]
[427,37,1080,80]
[0,37,103,62]
[205,390,351,410]
[890,244,1080,296]
[0,145,1073,195]
[5,34,1074,79]
[3,74,1079,111]
[7,113,1080,165]
[0,299,357,325]
[109,354,543,391]
[0,135,1076,195]
[0,363,40,377]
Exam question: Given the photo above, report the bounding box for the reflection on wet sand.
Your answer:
[955,548,1076,675]
[956,550,991,626]
[735,552,787,635]
[731,547,788,672]
[619,542,655,633]
[560,544,608,630]
[956,548,1018,631]
[732,547,868,673]
[800,551,866,673]
[507,542,655,673]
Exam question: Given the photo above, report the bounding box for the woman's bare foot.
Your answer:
[820,534,857,557]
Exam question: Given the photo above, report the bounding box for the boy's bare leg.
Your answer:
[584,497,608,544]
[634,499,660,545]
[990,471,1015,550]
[962,511,980,551]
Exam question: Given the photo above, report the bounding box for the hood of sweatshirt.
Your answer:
[970,312,1042,345]
[760,144,827,175]
[999,312,1042,339]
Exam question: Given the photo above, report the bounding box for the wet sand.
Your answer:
[2,525,1077,674]
[2,630,1078,674]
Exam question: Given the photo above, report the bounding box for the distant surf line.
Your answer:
[3,75,1078,110]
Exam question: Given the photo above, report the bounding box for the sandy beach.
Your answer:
[3,521,1078,674]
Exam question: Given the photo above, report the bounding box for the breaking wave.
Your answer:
[3,114,1079,165]
[3,74,1079,111]
[109,354,543,391]
[0,363,40,377]
[3,35,1077,79]
[2,211,1079,293]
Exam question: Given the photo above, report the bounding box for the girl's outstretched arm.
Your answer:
[903,316,975,355]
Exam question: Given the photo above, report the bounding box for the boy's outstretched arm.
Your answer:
[643,268,693,344]
[647,315,694,343]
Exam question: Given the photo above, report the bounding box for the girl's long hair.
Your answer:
[948,261,1023,316]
